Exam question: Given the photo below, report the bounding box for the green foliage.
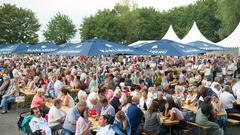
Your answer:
[44,12,77,44]
[217,0,240,39]
[0,4,40,44]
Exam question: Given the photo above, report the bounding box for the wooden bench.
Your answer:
[227,118,240,125]
[228,113,240,117]
[188,121,210,135]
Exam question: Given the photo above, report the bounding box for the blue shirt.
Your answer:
[63,107,80,132]
[127,104,143,129]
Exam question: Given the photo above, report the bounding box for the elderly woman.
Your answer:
[57,88,75,108]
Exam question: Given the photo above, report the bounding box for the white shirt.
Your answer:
[54,80,64,97]
[232,81,240,97]
[96,124,115,135]
[220,91,236,109]
[75,117,90,135]
[212,88,222,98]
[29,117,52,135]
[48,106,65,127]
[139,97,152,110]
[100,104,115,117]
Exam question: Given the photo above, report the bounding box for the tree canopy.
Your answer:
[0,4,40,44]
[44,12,77,45]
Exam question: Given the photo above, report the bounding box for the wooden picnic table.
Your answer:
[182,104,227,116]
[20,88,36,96]
[160,115,179,135]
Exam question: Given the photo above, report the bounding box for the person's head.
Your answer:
[31,107,41,118]
[60,88,69,96]
[157,91,163,100]
[115,111,126,122]
[80,107,89,119]
[78,90,88,102]
[166,95,176,109]
[139,79,145,87]
[214,83,221,91]
[37,88,45,96]
[223,85,232,93]
[198,85,205,94]
[99,115,111,127]
[142,89,148,99]
[162,82,169,90]
[211,95,219,103]
[99,96,108,107]
[54,99,63,109]
[114,89,122,98]
[88,94,98,105]
[149,101,159,113]
[131,96,140,105]
[76,101,87,113]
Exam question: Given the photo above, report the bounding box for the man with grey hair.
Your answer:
[127,96,144,135]
[62,101,87,135]
[48,99,65,131]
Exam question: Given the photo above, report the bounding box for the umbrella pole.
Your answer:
[45,55,48,75]
[96,55,99,85]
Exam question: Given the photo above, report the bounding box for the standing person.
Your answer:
[75,108,91,135]
[127,96,144,135]
[62,101,87,135]
[29,107,52,135]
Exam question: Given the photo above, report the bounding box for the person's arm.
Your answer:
[63,96,70,106]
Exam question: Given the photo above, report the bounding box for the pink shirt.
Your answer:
[31,94,44,108]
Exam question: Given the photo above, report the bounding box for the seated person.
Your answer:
[139,89,152,111]
[96,115,115,135]
[0,76,19,114]
[219,85,237,113]
[0,75,10,102]
[75,108,91,135]
[62,101,87,135]
[48,99,66,130]
[185,87,197,105]
[112,111,131,135]
[31,88,49,116]
[57,88,75,108]
[196,96,223,135]
[144,101,166,135]
[29,107,52,135]
[99,96,115,117]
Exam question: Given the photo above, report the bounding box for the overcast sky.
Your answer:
[0,0,197,42]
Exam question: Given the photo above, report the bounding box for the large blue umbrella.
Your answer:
[0,43,29,55]
[187,41,228,51]
[0,44,10,49]
[15,41,60,54]
[137,39,206,56]
[49,38,151,56]
[59,43,75,48]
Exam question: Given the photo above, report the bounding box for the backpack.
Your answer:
[17,113,33,134]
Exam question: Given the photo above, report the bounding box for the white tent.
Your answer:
[181,21,215,44]
[217,22,240,48]
[128,40,156,48]
[162,25,181,42]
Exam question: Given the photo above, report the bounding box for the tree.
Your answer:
[0,4,40,44]
[44,13,77,44]
[217,0,240,39]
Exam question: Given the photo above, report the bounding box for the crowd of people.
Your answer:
[0,54,240,135]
